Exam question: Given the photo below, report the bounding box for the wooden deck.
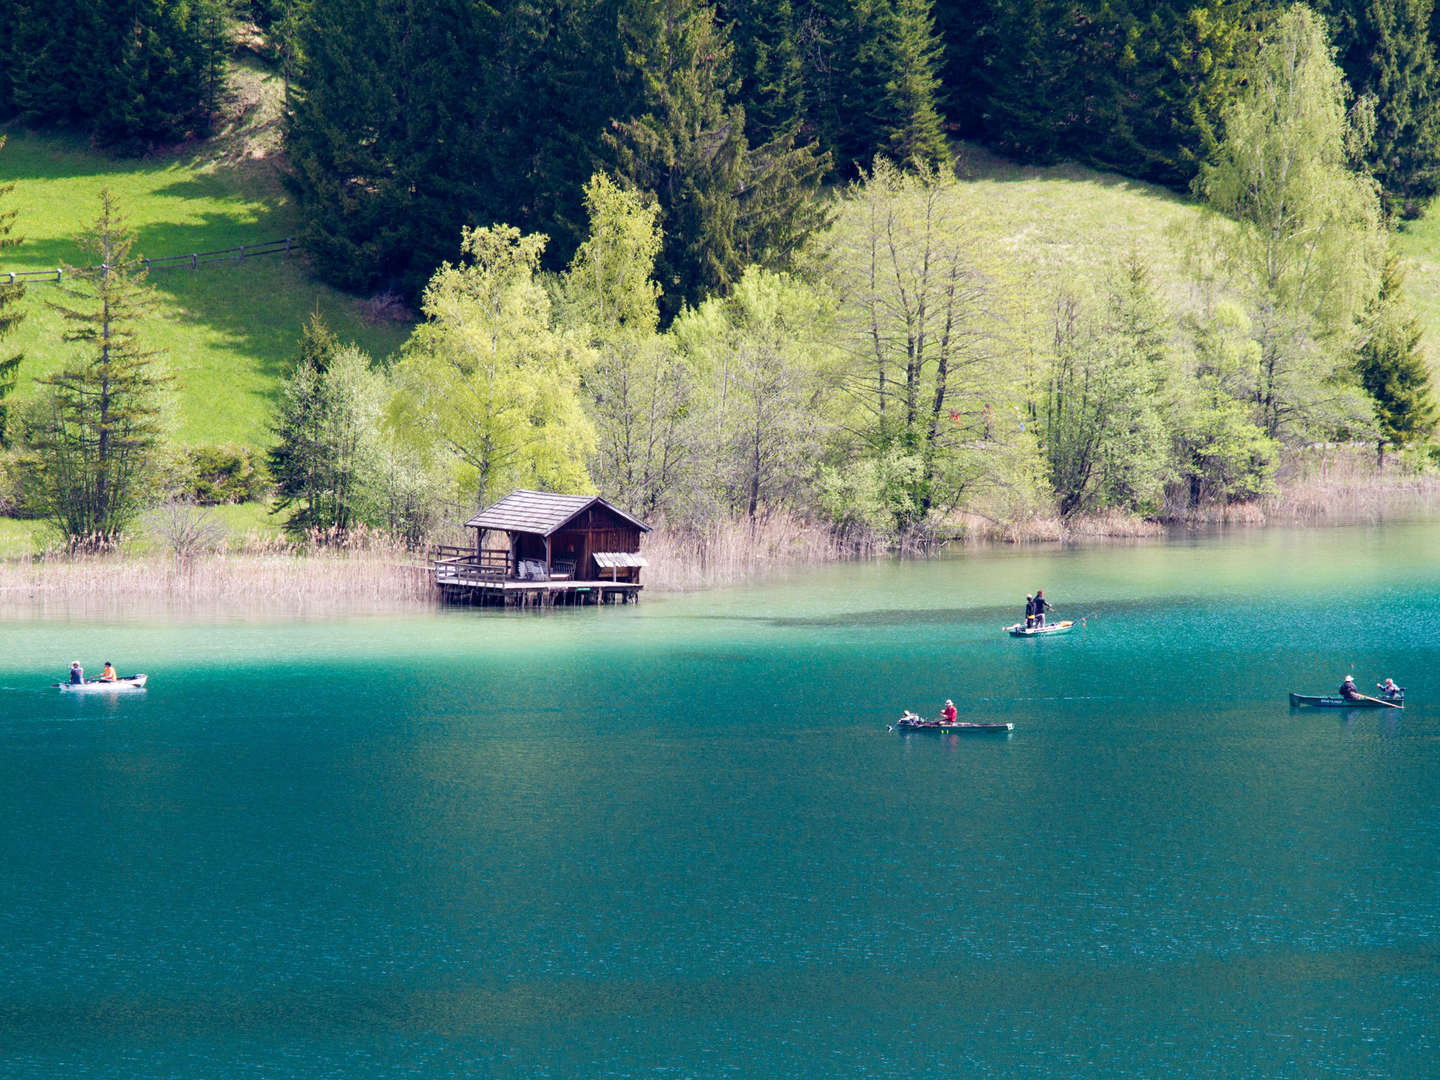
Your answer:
[429,546,642,607]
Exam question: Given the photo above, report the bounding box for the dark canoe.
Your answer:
[1005,620,1075,638]
[890,716,1014,733]
[1289,692,1403,709]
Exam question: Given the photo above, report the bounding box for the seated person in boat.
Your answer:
[1377,677,1403,701]
[1339,674,1363,701]
[1032,589,1050,627]
[942,699,958,724]
[1024,594,1035,628]
[69,661,84,685]
[99,661,118,683]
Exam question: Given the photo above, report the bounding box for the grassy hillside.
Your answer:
[4,94,1438,458]
[0,68,412,448]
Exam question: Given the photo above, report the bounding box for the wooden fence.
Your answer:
[1,237,296,285]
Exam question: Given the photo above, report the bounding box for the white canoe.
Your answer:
[57,674,148,692]
[1004,620,1076,638]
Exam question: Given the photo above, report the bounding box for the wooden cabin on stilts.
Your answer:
[429,490,650,607]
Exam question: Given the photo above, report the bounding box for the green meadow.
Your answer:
[0,127,411,448]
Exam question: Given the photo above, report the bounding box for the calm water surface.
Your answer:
[2,523,1438,1078]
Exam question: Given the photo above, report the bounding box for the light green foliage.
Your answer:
[1196,3,1385,442]
[18,190,171,546]
[1174,301,1279,505]
[672,266,839,519]
[394,225,595,507]
[1039,257,1175,518]
[823,159,1030,533]
[562,176,685,517]
[269,343,386,535]
[563,174,663,337]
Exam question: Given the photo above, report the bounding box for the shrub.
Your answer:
[179,445,271,505]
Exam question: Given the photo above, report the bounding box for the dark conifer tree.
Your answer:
[719,0,807,147]
[932,0,1003,140]
[973,0,1085,163]
[1099,0,1261,187]
[485,0,631,267]
[861,0,950,170]
[1358,253,1437,464]
[4,0,233,146]
[23,190,169,545]
[1316,0,1440,216]
[3,0,87,128]
[285,0,491,297]
[606,0,750,318]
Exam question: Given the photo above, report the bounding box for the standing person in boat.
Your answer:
[68,661,84,685]
[1339,674,1363,701]
[1032,589,1051,628]
[941,699,958,724]
[99,661,118,683]
[1024,594,1035,629]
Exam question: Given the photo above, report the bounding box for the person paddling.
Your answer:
[1339,674,1363,701]
[941,699,958,724]
[99,662,118,683]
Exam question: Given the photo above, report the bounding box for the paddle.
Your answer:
[1345,691,1402,709]
[1358,693,1402,709]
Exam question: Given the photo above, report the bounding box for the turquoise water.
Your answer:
[2,523,1438,1078]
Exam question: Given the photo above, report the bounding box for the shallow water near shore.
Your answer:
[2,522,1438,1078]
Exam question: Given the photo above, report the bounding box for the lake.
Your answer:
[2,522,1437,1078]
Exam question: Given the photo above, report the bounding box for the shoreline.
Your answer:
[3,460,1438,615]
[2,502,1437,618]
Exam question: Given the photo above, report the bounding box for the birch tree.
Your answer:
[563,174,690,517]
[394,225,595,505]
[1195,3,1384,442]
[824,159,1014,533]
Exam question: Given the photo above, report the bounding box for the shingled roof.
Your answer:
[464,490,651,536]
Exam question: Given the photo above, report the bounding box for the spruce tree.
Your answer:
[863,0,950,170]
[22,190,169,546]
[285,0,490,297]
[4,0,86,128]
[1357,254,1437,464]
[606,0,750,318]
[720,0,807,148]
[484,0,631,268]
[1321,0,1440,217]
[0,137,25,447]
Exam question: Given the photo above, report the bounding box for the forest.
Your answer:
[0,0,1438,552]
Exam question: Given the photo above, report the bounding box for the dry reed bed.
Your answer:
[1263,452,1440,523]
[0,546,432,616]
[641,513,864,591]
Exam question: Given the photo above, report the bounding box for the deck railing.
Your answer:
[427,546,581,585]
[429,545,508,585]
